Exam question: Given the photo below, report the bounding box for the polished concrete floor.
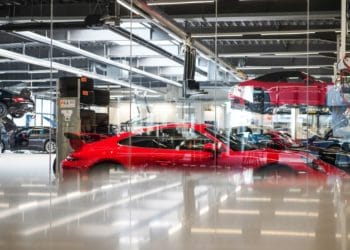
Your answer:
[0,152,349,250]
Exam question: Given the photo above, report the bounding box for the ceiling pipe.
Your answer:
[123,0,247,80]
[108,25,208,76]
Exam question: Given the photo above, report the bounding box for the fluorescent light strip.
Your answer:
[18,201,38,210]
[0,69,58,74]
[274,211,318,217]
[0,175,156,220]
[288,188,302,193]
[0,49,157,94]
[0,78,56,83]
[219,209,260,215]
[236,197,271,202]
[168,222,182,235]
[220,194,228,202]
[199,206,209,215]
[261,230,315,237]
[191,228,242,235]
[236,66,273,70]
[335,234,350,239]
[283,198,320,203]
[15,31,182,88]
[21,181,181,235]
[192,29,339,38]
[113,220,138,227]
[117,0,141,15]
[0,203,9,208]
[262,31,316,36]
[148,0,214,5]
[28,192,57,197]
[21,184,47,188]
[236,65,332,70]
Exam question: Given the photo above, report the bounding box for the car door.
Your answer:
[27,128,42,150]
[151,127,215,170]
[117,134,161,170]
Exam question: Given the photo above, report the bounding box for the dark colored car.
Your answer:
[0,88,35,118]
[14,127,56,153]
[0,117,17,153]
[229,71,333,113]
[61,123,346,178]
[245,129,350,174]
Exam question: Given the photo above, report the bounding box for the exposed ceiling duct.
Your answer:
[118,0,248,80]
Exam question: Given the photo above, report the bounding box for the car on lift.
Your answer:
[13,127,56,153]
[61,123,346,178]
[229,71,333,114]
[0,88,35,118]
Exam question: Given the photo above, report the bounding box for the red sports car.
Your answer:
[61,123,346,178]
[229,71,333,113]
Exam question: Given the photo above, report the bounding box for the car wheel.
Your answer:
[0,102,8,118]
[328,145,341,151]
[44,140,56,153]
[254,164,297,179]
[0,141,4,153]
[90,162,124,180]
[52,158,57,175]
[11,112,25,118]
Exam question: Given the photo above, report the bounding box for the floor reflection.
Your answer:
[0,164,349,250]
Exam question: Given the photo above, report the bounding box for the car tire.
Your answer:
[59,77,94,97]
[95,113,109,134]
[254,164,297,179]
[52,158,56,174]
[0,141,4,153]
[93,89,110,106]
[44,140,56,154]
[328,145,341,151]
[90,162,124,180]
[0,102,8,118]
[11,112,25,119]
[80,90,95,105]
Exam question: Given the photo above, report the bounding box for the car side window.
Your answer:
[173,127,212,151]
[119,127,212,150]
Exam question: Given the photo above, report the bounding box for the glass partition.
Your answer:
[0,0,349,249]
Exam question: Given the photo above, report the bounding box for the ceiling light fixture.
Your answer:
[15,31,182,88]
[117,0,141,15]
[147,0,214,6]
[0,48,158,94]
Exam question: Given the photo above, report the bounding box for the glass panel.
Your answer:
[0,1,349,250]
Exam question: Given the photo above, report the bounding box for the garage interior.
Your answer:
[0,0,349,249]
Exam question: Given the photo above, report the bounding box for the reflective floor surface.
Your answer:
[0,152,350,250]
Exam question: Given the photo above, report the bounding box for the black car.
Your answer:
[14,127,56,153]
[0,88,35,118]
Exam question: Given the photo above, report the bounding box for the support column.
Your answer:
[290,108,299,140]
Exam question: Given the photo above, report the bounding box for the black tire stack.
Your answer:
[59,77,110,134]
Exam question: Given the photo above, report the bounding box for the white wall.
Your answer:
[109,101,227,128]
